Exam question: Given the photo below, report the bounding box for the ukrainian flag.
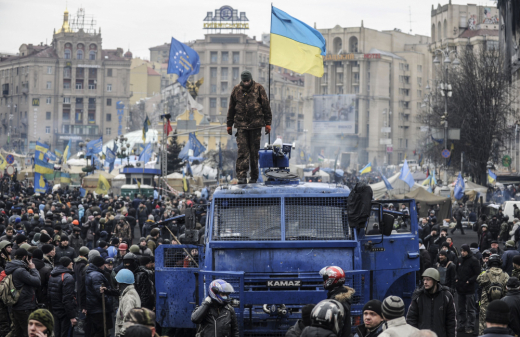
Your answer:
[34,157,54,174]
[488,169,497,184]
[63,139,71,165]
[60,172,71,184]
[270,6,326,77]
[359,162,372,175]
[35,141,49,153]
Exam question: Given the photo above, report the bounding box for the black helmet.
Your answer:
[482,250,492,258]
[311,299,345,335]
[488,254,502,268]
[122,252,137,261]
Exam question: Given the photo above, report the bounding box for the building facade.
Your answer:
[0,9,131,153]
[302,24,431,167]
[498,0,520,85]
[129,58,161,105]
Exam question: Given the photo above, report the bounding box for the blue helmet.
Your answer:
[208,279,234,304]
[115,269,135,284]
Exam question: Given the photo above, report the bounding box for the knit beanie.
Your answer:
[32,249,44,260]
[513,255,520,265]
[60,235,69,242]
[79,246,90,257]
[15,248,28,258]
[40,233,51,243]
[241,70,252,82]
[28,309,54,333]
[60,256,72,267]
[382,296,404,320]
[485,300,510,325]
[33,233,41,242]
[302,304,316,327]
[507,277,520,289]
[92,256,105,267]
[438,250,448,257]
[88,250,100,261]
[461,244,471,253]
[140,256,151,266]
[99,240,107,248]
[363,299,382,317]
[15,234,27,245]
[41,244,54,255]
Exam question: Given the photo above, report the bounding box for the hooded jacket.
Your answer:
[456,250,481,294]
[48,265,76,319]
[379,317,418,337]
[191,300,240,337]
[85,263,118,314]
[479,327,515,337]
[115,284,141,337]
[300,326,337,337]
[4,259,41,311]
[69,233,84,255]
[406,284,456,337]
[327,286,354,337]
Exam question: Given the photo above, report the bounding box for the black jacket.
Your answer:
[74,257,88,310]
[32,257,51,306]
[437,260,457,290]
[501,288,520,336]
[191,301,239,337]
[480,231,493,251]
[135,266,155,310]
[480,327,515,337]
[286,320,306,337]
[327,286,354,337]
[55,244,77,261]
[69,234,84,255]
[456,251,481,294]
[84,264,118,314]
[4,259,41,311]
[420,248,431,275]
[353,323,383,337]
[300,326,337,337]
[48,265,76,319]
[406,284,456,337]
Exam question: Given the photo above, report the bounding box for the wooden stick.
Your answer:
[164,225,199,268]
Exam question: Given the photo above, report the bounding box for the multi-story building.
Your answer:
[0,8,131,153]
[129,58,161,105]
[303,24,431,166]
[498,0,520,86]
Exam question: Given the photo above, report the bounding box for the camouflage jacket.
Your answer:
[227,81,272,130]
[477,267,509,306]
[512,267,520,279]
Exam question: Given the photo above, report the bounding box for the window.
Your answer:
[210,52,218,63]
[64,50,71,59]
[221,82,228,94]
[221,98,228,108]
[63,82,71,89]
[45,126,50,134]
[417,65,423,72]
[107,84,112,92]
[46,112,51,120]
[417,90,422,97]
[63,97,71,103]
[210,85,217,93]
[487,41,499,51]
[106,128,111,135]
[89,51,96,60]
[106,114,112,121]
[63,67,71,78]
[232,67,239,80]
[88,112,95,123]
[107,69,112,77]
[46,81,52,89]
[46,97,51,104]
[210,68,217,78]
[417,77,422,87]
[222,52,229,63]
[62,125,69,133]
[210,98,217,108]
[77,50,83,60]
[233,52,240,64]
[75,82,83,89]
[47,66,52,74]
[246,52,253,64]
[63,110,70,120]
[107,98,112,106]
[221,67,228,80]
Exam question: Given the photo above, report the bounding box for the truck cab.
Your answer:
[155,183,419,337]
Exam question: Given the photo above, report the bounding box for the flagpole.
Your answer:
[267,3,273,145]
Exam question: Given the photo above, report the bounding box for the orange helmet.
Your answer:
[27,209,34,214]
[72,220,79,225]
[118,243,128,251]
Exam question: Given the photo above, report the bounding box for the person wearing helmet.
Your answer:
[122,252,138,273]
[114,269,141,337]
[319,266,354,337]
[501,240,519,275]
[480,224,493,251]
[406,268,456,337]
[477,254,510,335]
[191,279,239,337]
[300,299,345,337]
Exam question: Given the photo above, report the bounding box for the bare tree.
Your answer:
[419,45,517,185]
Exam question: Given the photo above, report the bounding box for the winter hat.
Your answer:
[15,234,27,245]
[88,215,94,221]
[79,246,90,257]
[14,248,28,258]
[148,215,154,221]
[32,249,44,260]
[99,218,106,224]
[461,244,471,253]
[98,240,107,248]
[139,237,147,243]
[470,242,478,248]
[60,256,72,267]
[507,277,520,289]
[20,243,31,251]
[513,255,520,265]
[88,250,100,261]
[363,299,382,317]
[41,244,54,255]
[438,250,448,257]
[150,228,160,236]
[110,238,119,245]
[302,304,316,327]
[241,70,252,82]
[40,233,51,243]
[33,233,41,242]
[506,240,516,247]
[60,235,69,242]
[123,308,156,330]
[485,300,510,325]
[28,309,54,333]
[381,296,404,320]
[92,256,105,267]
[140,256,151,266]
[441,242,450,248]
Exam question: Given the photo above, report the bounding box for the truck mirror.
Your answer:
[380,213,394,236]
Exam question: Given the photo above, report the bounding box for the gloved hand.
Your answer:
[227,127,232,135]
[265,125,271,134]
[204,296,212,304]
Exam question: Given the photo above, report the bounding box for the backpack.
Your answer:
[0,270,23,306]
[486,282,505,302]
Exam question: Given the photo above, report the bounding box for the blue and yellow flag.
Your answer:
[34,157,54,174]
[134,178,141,190]
[60,172,71,184]
[359,162,372,175]
[34,173,47,194]
[488,169,497,184]
[143,115,151,143]
[270,6,326,77]
[0,153,6,170]
[35,141,50,154]
[166,37,201,87]
[63,139,71,165]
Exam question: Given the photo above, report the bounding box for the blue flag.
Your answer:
[92,155,103,170]
[454,173,465,200]
[79,187,86,197]
[44,151,57,162]
[399,159,415,189]
[380,171,393,190]
[34,172,47,194]
[185,160,193,177]
[139,143,153,164]
[86,137,102,156]
[63,139,71,165]
[178,141,191,160]
[189,133,206,157]
[167,37,200,87]
[106,148,116,173]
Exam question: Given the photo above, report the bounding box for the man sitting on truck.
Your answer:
[320,266,355,337]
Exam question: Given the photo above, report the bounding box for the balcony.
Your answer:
[88,104,96,110]
[76,72,84,79]
[259,62,268,68]
[63,73,71,79]
[88,85,97,90]
[75,119,83,124]
[352,67,360,72]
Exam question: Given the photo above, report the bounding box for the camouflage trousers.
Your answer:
[479,303,488,335]
[236,128,262,181]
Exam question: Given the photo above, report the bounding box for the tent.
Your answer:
[370,173,427,200]
[449,180,489,202]
[82,170,115,192]
[390,188,452,220]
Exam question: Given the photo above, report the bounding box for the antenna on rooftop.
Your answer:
[408,6,415,34]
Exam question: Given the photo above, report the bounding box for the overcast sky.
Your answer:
[0,0,497,59]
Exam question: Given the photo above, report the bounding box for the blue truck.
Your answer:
[155,145,419,337]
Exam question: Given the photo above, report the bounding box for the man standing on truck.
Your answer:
[226,70,272,184]
[320,266,355,337]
